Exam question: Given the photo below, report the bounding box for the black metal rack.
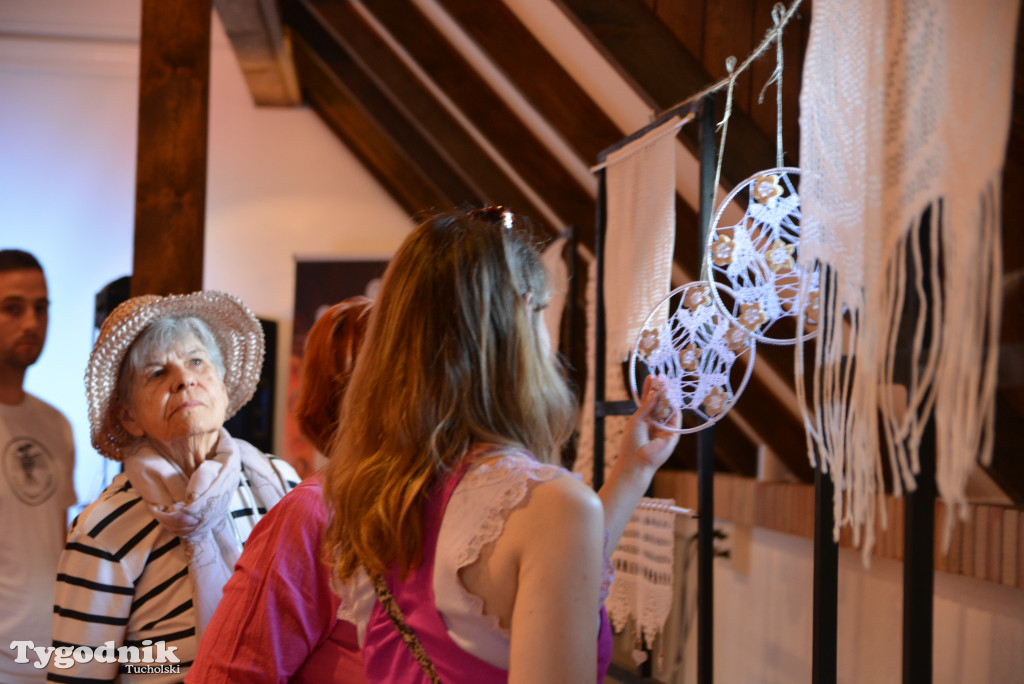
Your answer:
[589,91,937,684]
[590,95,714,684]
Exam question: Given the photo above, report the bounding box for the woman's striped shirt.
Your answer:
[47,456,298,684]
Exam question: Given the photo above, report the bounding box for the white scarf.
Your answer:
[123,428,290,636]
[798,0,1020,557]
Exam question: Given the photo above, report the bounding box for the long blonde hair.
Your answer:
[323,210,576,580]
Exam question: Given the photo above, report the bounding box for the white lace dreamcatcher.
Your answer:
[704,168,820,345]
[622,2,815,433]
[628,282,756,433]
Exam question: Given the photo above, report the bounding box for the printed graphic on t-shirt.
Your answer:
[3,437,56,506]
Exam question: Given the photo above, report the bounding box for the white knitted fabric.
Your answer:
[573,255,598,486]
[603,116,682,362]
[607,498,676,665]
[573,255,628,487]
[798,0,1019,557]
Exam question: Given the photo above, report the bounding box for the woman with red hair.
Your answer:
[189,297,372,683]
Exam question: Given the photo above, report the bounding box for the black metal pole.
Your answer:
[592,170,608,491]
[901,205,937,684]
[697,93,717,684]
[903,418,935,684]
[812,456,838,684]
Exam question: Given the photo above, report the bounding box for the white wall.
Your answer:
[0,0,411,511]
[643,521,1024,683]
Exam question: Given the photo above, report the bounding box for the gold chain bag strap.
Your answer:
[370,573,443,684]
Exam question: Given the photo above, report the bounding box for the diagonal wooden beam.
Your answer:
[432,0,622,162]
[287,0,482,211]
[290,34,454,215]
[554,0,785,189]
[214,0,302,106]
[302,0,554,231]
[291,42,443,215]
[357,0,597,244]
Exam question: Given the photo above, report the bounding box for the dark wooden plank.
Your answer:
[433,0,622,161]
[133,0,211,297]
[725,355,812,481]
[286,1,479,210]
[988,391,1024,504]
[555,0,787,188]
[291,36,453,216]
[709,418,759,476]
[304,0,552,227]
[989,110,1024,497]
[652,0,705,61]
[358,0,597,245]
[214,0,301,106]
[990,16,1024,505]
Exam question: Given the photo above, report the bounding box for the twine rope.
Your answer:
[701,0,797,279]
[756,3,788,168]
[681,0,803,112]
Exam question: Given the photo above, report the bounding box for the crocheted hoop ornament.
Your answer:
[628,281,756,434]
[703,167,820,345]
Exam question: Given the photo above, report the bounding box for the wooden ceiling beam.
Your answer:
[432,0,622,162]
[302,0,554,230]
[289,36,453,215]
[554,0,785,189]
[356,0,597,244]
[213,0,302,106]
[287,0,480,211]
[132,0,211,297]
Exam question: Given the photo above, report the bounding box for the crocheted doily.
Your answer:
[703,167,820,345]
[628,282,756,433]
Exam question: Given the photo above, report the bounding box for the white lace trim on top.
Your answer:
[434,450,565,668]
[334,451,599,669]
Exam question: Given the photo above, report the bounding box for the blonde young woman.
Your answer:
[324,208,680,683]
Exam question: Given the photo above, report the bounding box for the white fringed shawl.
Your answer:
[797,0,1020,558]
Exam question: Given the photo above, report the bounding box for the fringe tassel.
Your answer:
[934,178,1003,552]
[796,177,1002,563]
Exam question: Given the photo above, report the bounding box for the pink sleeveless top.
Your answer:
[359,453,612,683]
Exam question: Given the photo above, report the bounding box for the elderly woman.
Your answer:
[50,291,299,683]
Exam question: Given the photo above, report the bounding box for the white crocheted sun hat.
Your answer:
[85,290,265,461]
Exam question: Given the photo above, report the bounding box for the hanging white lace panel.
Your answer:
[607,498,676,666]
[603,116,681,363]
[797,0,1019,558]
[573,255,628,487]
[577,118,680,483]
[574,254,598,485]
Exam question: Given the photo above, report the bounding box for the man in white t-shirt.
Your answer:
[0,249,76,684]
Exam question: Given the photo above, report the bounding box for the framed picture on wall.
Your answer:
[285,257,389,478]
